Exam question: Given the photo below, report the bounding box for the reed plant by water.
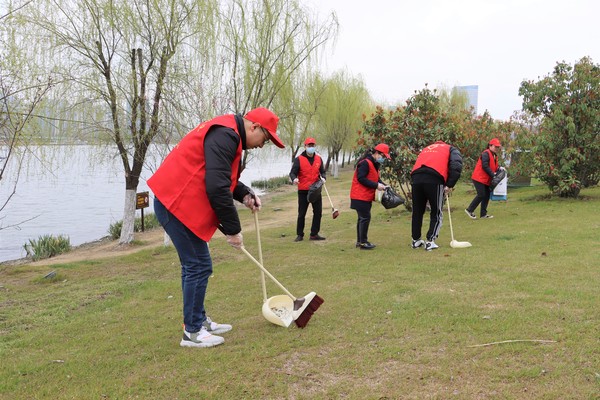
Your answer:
[22,234,71,261]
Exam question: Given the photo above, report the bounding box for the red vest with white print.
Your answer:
[411,142,451,183]
[350,158,379,201]
[147,115,241,241]
[471,148,498,186]
[297,154,323,190]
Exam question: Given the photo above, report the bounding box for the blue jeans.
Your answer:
[154,198,212,333]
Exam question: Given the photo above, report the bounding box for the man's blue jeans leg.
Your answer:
[154,198,212,333]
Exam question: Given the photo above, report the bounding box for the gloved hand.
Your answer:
[293,178,299,185]
[226,233,243,249]
[243,193,261,211]
[444,186,453,195]
[377,183,386,191]
[321,177,326,183]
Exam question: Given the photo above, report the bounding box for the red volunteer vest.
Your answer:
[350,158,379,201]
[297,154,323,190]
[411,141,451,182]
[471,148,498,186]
[147,115,242,241]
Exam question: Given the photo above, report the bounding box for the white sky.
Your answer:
[307,0,600,120]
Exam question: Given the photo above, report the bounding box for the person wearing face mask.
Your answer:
[410,140,463,251]
[465,138,502,219]
[289,137,327,242]
[350,143,391,250]
[148,107,285,348]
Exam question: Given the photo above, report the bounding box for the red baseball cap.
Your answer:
[374,143,391,159]
[304,137,316,145]
[489,138,502,147]
[244,107,285,148]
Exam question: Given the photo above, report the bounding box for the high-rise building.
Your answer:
[454,85,478,115]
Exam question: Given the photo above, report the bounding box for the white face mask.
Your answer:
[306,147,316,155]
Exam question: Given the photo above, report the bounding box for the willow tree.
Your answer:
[219,0,337,166]
[317,70,372,176]
[1,1,54,230]
[273,69,327,162]
[27,0,218,243]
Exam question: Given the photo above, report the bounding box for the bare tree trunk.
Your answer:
[120,189,136,244]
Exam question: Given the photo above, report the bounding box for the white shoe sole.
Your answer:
[180,337,224,348]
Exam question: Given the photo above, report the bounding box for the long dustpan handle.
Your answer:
[445,194,456,242]
[323,183,334,209]
[240,246,297,300]
[253,212,268,303]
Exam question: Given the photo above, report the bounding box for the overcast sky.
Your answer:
[307,0,599,120]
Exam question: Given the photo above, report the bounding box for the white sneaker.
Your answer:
[464,209,476,219]
[180,327,224,348]
[425,241,439,251]
[203,316,232,335]
[411,239,424,249]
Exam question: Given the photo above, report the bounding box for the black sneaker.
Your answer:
[309,234,326,241]
[481,215,494,219]
[358,242,376,250]
[465,209,476,219]
[294,235,303,242]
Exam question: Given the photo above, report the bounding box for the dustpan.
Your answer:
[253,212,294,327]
[262,295,294,327]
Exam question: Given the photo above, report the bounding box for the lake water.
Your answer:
[0,144,298,262]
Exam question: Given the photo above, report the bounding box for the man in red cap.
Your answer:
[465,137,502,220]
[148,107,284,348]
[289,137,327,241]
[411,141,463,251]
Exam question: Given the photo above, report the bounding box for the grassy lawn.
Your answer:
[1,170,599,399]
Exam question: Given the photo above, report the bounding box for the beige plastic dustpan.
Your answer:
[262,295,294,327]
[252,212,294,328]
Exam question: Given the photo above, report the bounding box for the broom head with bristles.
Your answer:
[292,291,324,328]
[332,209,339,219]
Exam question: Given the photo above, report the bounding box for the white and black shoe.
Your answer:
[411,239,424,249]
[425,241,439,251]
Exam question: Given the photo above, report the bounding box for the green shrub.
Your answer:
[108,213,160,240]
[251,175,290,191]
[23,234,71,261]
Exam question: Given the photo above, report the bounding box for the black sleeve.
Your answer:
[204,126,244,235]
[319,156,326,179]
[289,157,300,181]
[356,160,379,189]
[446,146,463,188]
[481,151,494,178]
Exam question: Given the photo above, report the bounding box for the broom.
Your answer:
[322,183,340,219]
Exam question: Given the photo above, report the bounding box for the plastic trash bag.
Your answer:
[307,179,323,203]
[491,167,506,190]
[381,187,405,209]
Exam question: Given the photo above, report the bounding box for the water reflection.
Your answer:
[0,144,300,262]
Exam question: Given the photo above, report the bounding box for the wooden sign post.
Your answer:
[136,191,150,231]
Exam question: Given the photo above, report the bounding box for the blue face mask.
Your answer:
[376,156,385,164]
[306,147,316,155]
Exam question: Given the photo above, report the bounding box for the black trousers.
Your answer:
[411,182,444,241]
[467,180,491,217]
[351,199,372,244]
[296,191,322,237]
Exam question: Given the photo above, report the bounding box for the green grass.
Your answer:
[1,170,599,399]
